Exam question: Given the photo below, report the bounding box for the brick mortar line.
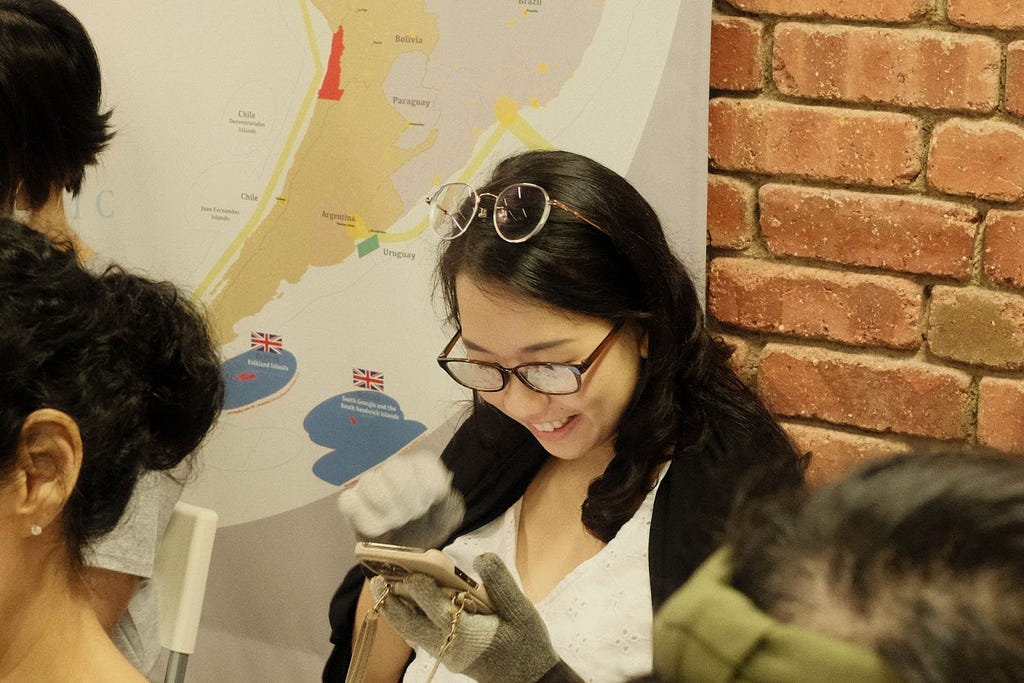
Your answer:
[711,92,1020,126]
[964,374,981,444]
[707,247,963,287]
[713,0,1024,35]
[779,414,938,447]
[713,299,1024,382]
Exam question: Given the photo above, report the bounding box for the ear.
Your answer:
[12,409,83,535]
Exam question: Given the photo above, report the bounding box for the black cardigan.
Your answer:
[323,407,783,681]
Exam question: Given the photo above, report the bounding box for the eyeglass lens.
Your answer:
[443,360,580,394]
[428,183,478,239]
[493,184,551,242]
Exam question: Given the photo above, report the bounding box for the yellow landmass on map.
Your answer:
[205,0,439,344]
[198,0,604,346]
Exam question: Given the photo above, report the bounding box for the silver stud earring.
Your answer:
[30,524,42,536]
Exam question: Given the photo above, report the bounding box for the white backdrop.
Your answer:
[62,1,711,680]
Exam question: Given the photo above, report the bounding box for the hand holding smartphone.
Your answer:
[355,541,494,614]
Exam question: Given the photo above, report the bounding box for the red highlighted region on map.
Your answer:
[318,25,346,101]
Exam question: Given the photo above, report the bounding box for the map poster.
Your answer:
[63,1,710,680]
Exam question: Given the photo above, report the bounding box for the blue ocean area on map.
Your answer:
[306,390,426,485]
[222,348,299,411]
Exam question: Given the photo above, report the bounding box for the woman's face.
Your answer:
[454,274,646,466]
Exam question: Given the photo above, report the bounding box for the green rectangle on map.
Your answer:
[357,235,380,257]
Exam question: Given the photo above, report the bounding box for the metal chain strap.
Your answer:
[424,591,470,682]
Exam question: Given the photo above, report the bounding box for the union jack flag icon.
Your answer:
[251,331,284,354]
[352,367,384,391]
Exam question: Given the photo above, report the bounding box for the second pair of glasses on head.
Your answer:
[426,181,606,243]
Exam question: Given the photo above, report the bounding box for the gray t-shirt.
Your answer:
[77,255,184,673]
[83,470,183,673]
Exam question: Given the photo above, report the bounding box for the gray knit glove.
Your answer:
[338,414,465,548]
[373,552,583,683]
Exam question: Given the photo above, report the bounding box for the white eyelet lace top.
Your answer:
[402,466,667,682]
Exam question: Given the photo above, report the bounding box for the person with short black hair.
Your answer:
[652,450,1024,683]
[0,218,223,681]
[0,0,113,262]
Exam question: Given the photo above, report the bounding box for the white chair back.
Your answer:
[153,501,218,683]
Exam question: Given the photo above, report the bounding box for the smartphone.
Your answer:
[355,541,494,614]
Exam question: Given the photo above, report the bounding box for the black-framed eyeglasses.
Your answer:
[436,322,624,395]
[425,182,607,243]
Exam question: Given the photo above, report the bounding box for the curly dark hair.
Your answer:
[435,150,805,543]
[729,450,1024,683]
[0,219,223,560]
[0,0,114,211]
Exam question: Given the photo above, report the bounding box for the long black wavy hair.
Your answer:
[0,219,223,561]
[436,150,804,542]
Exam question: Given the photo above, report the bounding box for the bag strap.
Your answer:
[345,583,391,683]
[346,585,472,683]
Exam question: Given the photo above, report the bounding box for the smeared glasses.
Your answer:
[436,322,624,395]
[425,182,607,243]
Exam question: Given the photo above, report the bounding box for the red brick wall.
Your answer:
[708,0,1024,482]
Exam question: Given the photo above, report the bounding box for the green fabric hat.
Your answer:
[653,548,904,683]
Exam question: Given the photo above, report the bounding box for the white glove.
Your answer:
[338,412,466,548]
